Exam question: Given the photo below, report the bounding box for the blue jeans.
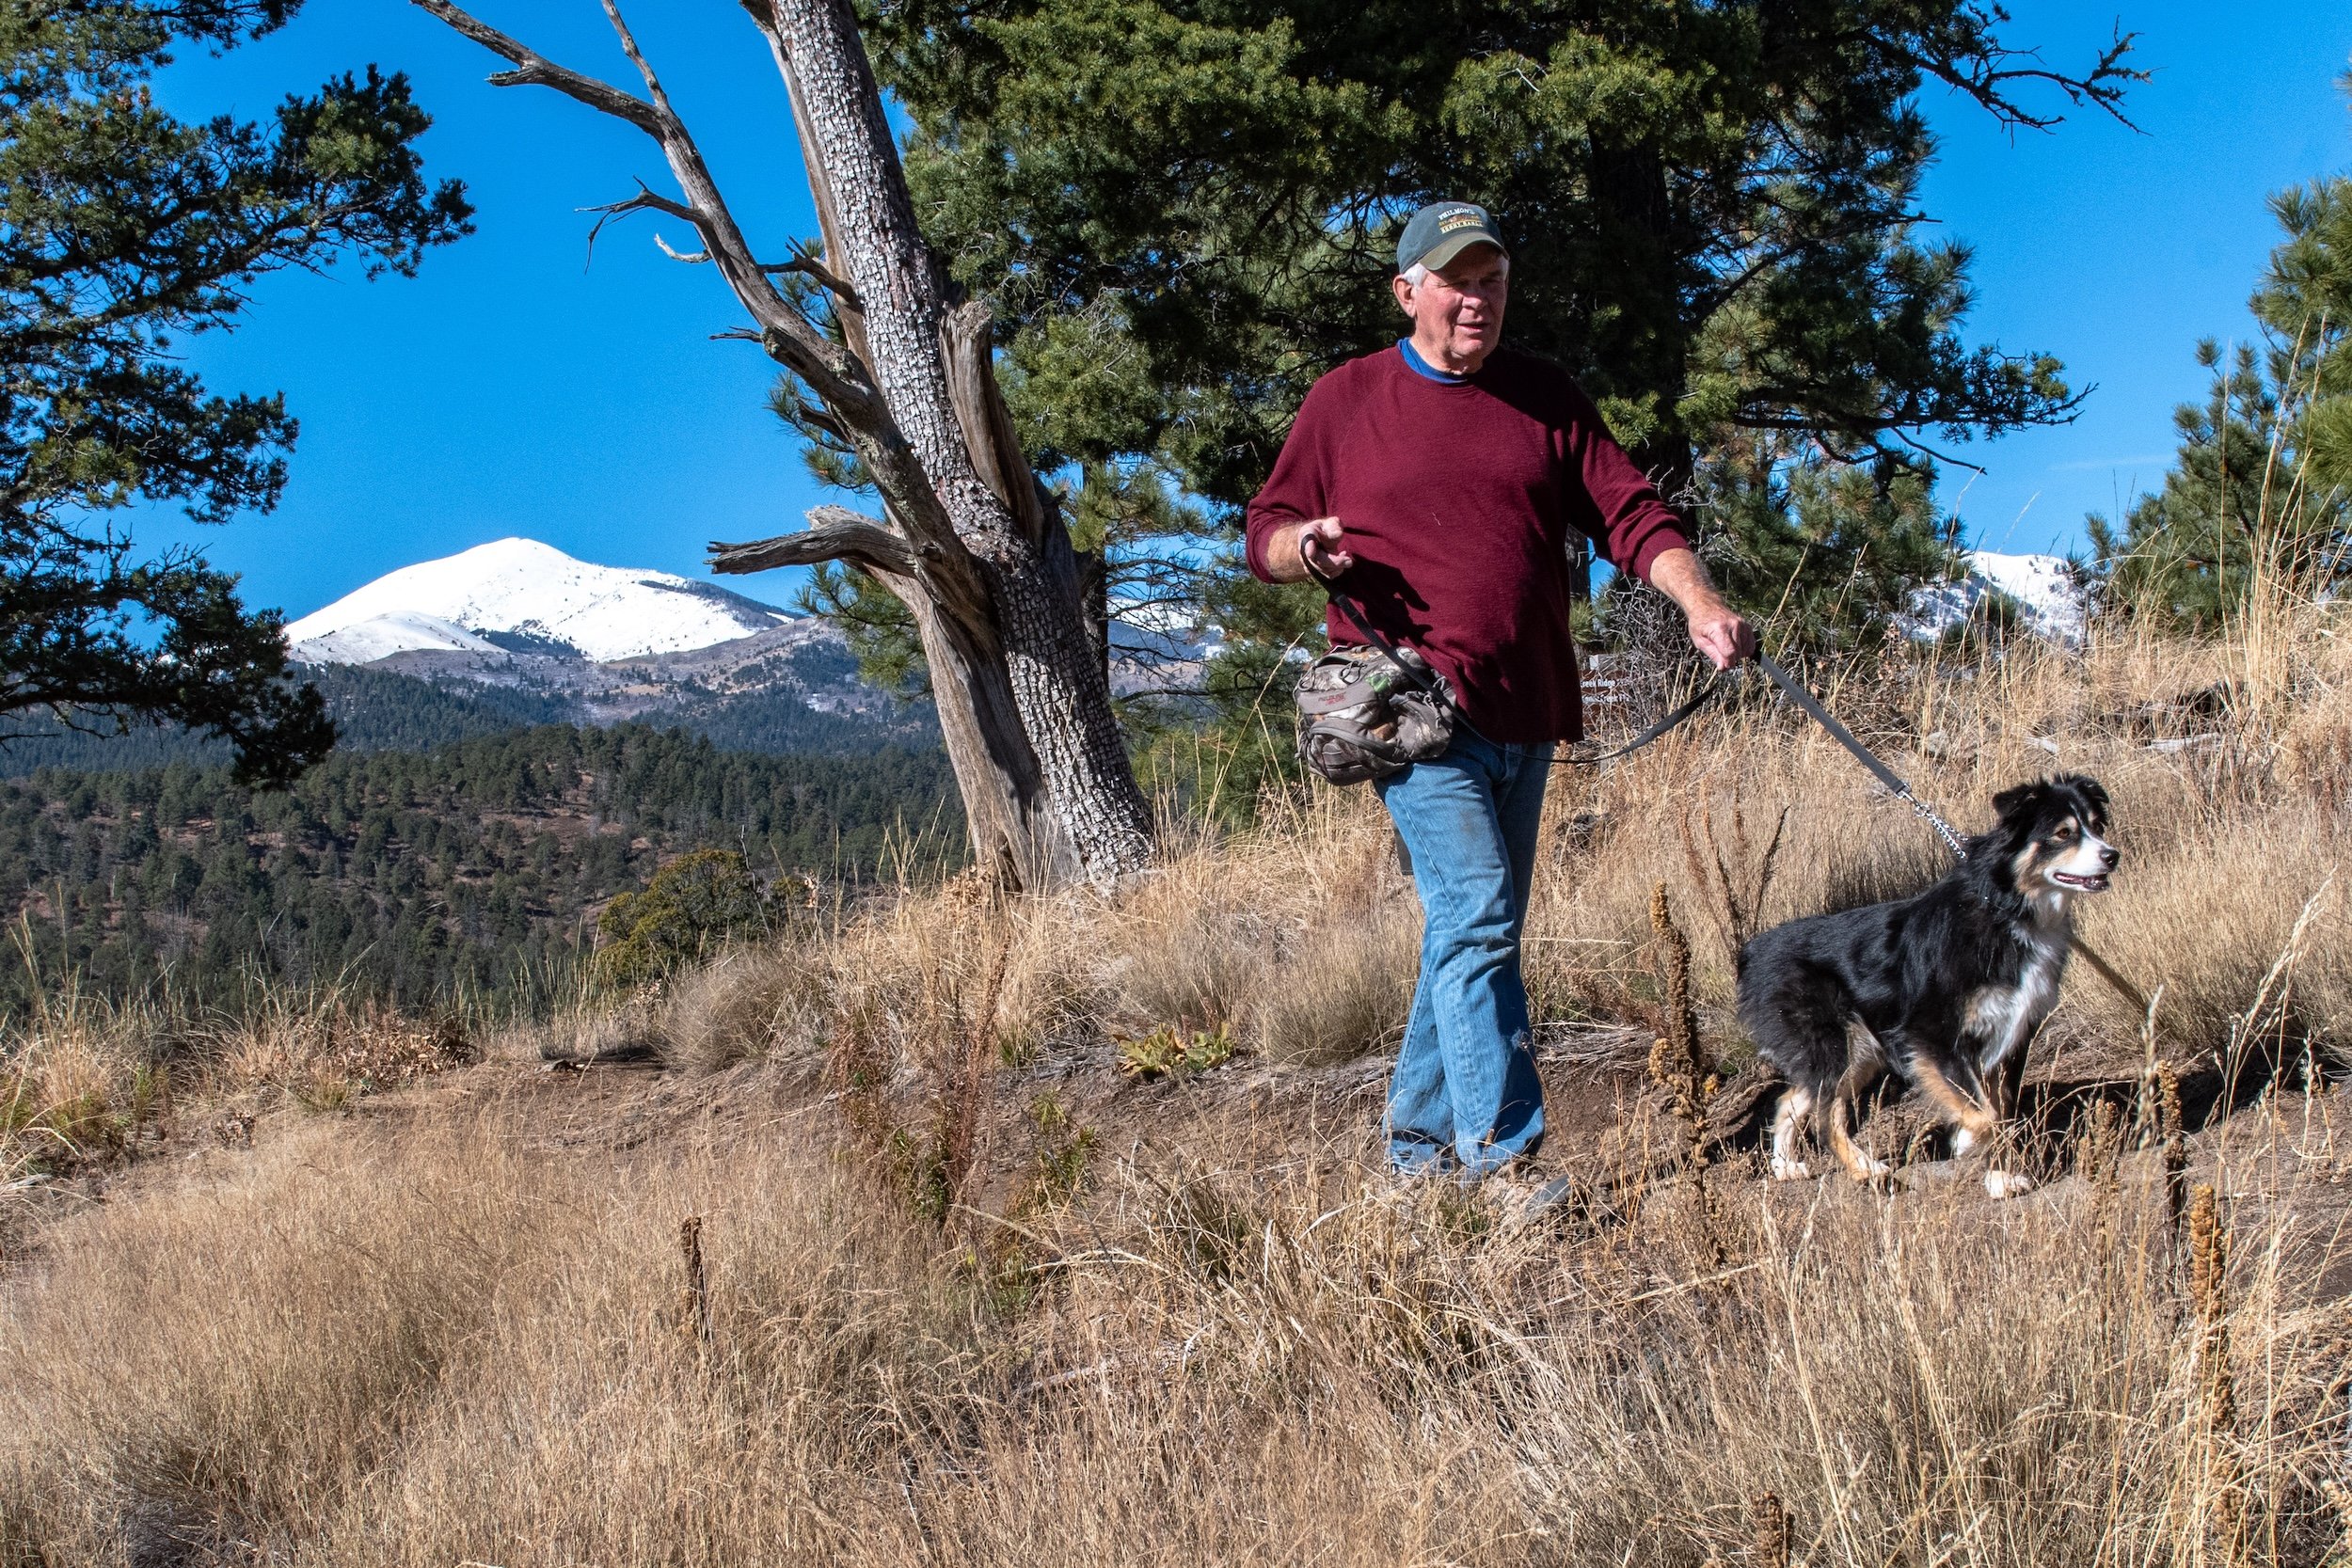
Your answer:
[1374,732,1553,1178]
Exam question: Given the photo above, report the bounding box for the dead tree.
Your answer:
[414,0,1154,890]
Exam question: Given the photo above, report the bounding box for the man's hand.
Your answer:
[1645,546,1757,671]
[1265,516,1354,583]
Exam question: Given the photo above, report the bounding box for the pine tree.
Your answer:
[865,0,2138,653]
[0,1,472,784]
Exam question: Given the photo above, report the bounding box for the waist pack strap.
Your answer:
[1306,561,1450,706]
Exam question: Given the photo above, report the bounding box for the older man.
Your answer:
[1246,199,1756,1181]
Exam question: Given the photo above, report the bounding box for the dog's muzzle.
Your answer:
[2051,840,2120,893]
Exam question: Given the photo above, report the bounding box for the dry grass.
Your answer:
[626,597,2352,1097]
[0,986,170,1180]
[2,1071,2346,1565]
[8,598,2352,1562]
[0,981,474,1186]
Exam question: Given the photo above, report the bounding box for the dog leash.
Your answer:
[1752,652,1968,857]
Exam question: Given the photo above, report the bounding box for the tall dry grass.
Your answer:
[2,1071,2346,1564]
[624,596,2352,1100]
[0,978,475,1186]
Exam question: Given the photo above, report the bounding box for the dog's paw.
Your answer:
[1983,1169,2035,1201]
[1769,1155,1813,1181]
[1857,1161,1901,1196]
[1949,1126,1979,1157]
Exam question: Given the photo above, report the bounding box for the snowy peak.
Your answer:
[1906,550,2088,645]
[286,537,790,664]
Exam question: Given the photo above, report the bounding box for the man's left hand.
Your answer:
[1685,597,1757,671]
[1645,546,1757,671]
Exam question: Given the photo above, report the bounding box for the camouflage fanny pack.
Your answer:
[1293,574,1460,784]
[1295,642,1457,784]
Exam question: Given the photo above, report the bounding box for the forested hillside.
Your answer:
[0,725,956,1017]
[0,663,925,775]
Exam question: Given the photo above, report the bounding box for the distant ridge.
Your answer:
[262,537,936,756]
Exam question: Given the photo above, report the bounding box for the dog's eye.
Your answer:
[2052,822,2076,840]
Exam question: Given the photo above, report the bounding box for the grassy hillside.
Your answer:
[3,593,2349,1563]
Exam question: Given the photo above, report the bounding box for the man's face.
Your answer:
[1393,244,1509,371]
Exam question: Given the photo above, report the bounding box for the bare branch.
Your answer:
[709,504,919,577]
[653,232,711,264]
[580,183,707,268]
[411,0,874,416]
[759,248,863,311]
[409,0,662,135]
[1901,18,2145,134]
[598,0,680,117]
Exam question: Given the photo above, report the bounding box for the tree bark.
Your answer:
[1074,544,1111,686]
[889,564,1071,889]
[752,0,1152,887]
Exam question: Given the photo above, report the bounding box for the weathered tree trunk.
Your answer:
[1073,545,1111,686]
[752,0,1152,887]
[891,570,1065,888]
[417,0,1155,890]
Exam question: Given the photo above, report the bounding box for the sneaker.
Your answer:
[1479,1169,1583,1232]
[1370,1163,1454,1210]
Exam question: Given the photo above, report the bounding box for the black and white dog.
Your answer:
[1736,775,2120,1199]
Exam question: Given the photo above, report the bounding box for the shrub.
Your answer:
[592,850,784,993]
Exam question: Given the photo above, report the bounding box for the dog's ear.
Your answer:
[1991,780,2047,825]
[2068,775,2111,822]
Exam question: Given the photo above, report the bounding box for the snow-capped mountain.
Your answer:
[1906,550,2089,645]
[280,536,933,749]
[285,537,790,665]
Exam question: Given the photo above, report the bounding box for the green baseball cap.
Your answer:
[1396,199,1507,275]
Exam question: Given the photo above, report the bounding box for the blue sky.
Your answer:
[1916,4,2352,556]
[142,1,2352,621]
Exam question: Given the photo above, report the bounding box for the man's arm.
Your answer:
[1550,376,1756,669]
[1244,373,1346,583]
[1645,547,1757,671]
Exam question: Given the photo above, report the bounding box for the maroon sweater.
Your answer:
[1246,345,1691,742]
